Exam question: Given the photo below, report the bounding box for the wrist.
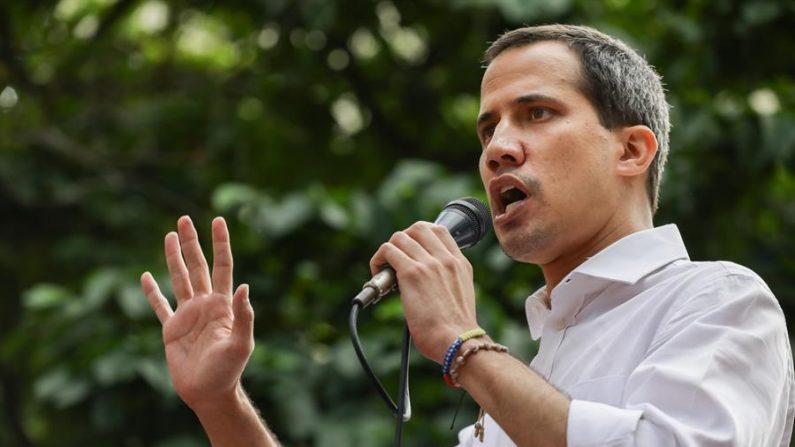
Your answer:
[441,328,490,386]
[459,334,494,351]
[191,384,280,447]
[450,339,508,388]
[433,325,484,363]
[190,382,249,416]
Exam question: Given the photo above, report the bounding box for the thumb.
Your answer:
[231,284,254,352]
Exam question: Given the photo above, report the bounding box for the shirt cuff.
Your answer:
[567,399,643,446]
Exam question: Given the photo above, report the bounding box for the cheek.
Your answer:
[538,133,604,203]
[538,134,578,181]
[478,152,490,185]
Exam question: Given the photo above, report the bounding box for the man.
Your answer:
[141,24,794,446]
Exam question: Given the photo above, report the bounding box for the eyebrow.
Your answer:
[477,93,560,128]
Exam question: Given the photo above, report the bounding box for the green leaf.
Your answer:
[93,350,137,385]
[212,182,260,212]
[319,199,349,229]
[117,282,153,320]
[83,268,122,309]
[34,368,91,408]
[23,284,71,309]
[136,357,173,395]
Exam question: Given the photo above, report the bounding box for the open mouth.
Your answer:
[499,185,528,214]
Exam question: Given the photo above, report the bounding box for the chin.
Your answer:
[496,223,557,265]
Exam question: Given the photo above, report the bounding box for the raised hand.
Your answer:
[141,216,254,412]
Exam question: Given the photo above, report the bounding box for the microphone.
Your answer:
[352,197,491,308]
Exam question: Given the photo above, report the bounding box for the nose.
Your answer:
[482,122,526,172]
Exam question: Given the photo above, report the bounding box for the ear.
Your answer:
[615,125,658,178]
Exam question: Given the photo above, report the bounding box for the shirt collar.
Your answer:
[525,224,690,340]
[525,286,551,340]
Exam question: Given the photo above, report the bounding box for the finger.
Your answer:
[430,223,466,256]
[211,217,233,297]
[141,272,174,324]
[406,222,455,257]
[231,284,254,351]
[391,230,436,265]
[177,216,213,295]
[165,232,193,304]
[369,240,417,276]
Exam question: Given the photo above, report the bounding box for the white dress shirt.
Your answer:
[456,224,794,446]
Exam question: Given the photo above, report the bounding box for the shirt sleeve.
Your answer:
[567,266,794,447]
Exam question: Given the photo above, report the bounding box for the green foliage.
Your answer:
[0,0,793,446]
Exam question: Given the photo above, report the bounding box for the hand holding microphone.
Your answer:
[363,198,492,364]
[354,198,491,308]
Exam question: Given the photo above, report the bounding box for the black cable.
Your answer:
[349,302,399,413]
[349,302,412,446]
[394,323,411,446]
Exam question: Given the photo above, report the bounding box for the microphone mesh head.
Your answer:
[460,198,492,238]
[443,197,492,245]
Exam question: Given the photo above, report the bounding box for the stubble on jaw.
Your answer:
[495,174,556,263]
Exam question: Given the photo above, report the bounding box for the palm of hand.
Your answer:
[141,216,253,412]
[163,292,243,406]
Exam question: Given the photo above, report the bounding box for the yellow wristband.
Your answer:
[459,328,486,342]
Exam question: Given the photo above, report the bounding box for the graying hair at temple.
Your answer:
[484,24,671,213]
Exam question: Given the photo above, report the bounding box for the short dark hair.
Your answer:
[484,24,671,213]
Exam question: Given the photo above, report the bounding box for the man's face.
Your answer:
[478,41,624,265]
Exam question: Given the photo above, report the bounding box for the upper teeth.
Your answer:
[500,185,514,194]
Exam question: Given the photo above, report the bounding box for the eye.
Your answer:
[480,125,495,143]
[529,107,551,121]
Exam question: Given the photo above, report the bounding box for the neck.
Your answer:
[540,205,653,301]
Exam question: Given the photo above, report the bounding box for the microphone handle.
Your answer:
[353,267,397,308]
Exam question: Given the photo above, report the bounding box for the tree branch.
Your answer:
[56,0,139,76]
[0,369,34,447]
[324,35,417,153]
[0,2,35,90]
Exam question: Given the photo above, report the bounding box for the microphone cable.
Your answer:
[348,197,491,446]
[349,301,412,446]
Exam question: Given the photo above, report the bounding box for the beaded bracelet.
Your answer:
[441,328,486,387]
[448,342,509,388]
[449,342,509,443]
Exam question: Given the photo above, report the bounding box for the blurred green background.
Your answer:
[1,0,794,446]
